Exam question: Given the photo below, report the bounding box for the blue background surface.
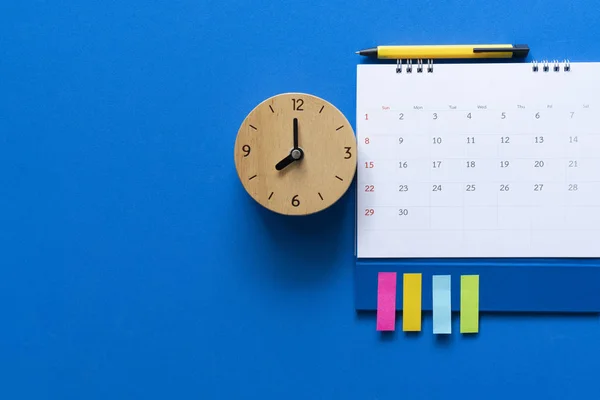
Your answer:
[2,0,600,398]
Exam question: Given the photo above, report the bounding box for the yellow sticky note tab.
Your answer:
[460,275,479,333]
[403,273,422,331]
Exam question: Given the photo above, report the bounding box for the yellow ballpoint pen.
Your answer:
[356,44,530,59]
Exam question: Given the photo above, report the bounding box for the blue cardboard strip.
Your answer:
[355,259,600,312]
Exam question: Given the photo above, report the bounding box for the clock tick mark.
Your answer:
[269,105,274,113]
[249,124,257,130]
[249,174,257,180]
[335,175,343,181]
[319,105,324,113]
[318,192,323,200]
[268,192,274,200]
[336,125,344,131]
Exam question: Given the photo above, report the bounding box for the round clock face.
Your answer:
[234,92,357,216]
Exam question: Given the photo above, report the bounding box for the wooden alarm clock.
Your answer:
[234,93,357,215]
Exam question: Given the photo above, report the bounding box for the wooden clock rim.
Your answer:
[234,92,357,216]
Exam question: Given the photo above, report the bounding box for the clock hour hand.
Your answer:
[275,148,304,171]
[276,154,295,171]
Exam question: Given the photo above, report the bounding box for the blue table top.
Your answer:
[1,0,599,398]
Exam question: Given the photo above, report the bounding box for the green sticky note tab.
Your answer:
[460,275,479,333]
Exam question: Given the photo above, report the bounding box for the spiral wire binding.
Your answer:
[394,58,572,74]
[532,59,571,72]
[395,59,434,74]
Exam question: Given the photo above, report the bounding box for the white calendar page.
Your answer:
[356,62,600,258]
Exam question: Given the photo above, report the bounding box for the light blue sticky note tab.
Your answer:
[433,275,451,334]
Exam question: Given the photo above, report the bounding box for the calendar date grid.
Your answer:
[357,107,598,232]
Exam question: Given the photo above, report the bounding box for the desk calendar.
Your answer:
[356,61,600,259]
[354,60,600,313]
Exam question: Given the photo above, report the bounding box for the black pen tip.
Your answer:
[356,48,377,57]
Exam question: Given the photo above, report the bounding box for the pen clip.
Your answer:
[473,44,529,57]
[472,47,515,53]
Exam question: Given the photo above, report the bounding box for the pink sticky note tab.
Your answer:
[377,272,397,331]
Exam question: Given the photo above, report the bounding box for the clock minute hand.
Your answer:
[293,117,298,149]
